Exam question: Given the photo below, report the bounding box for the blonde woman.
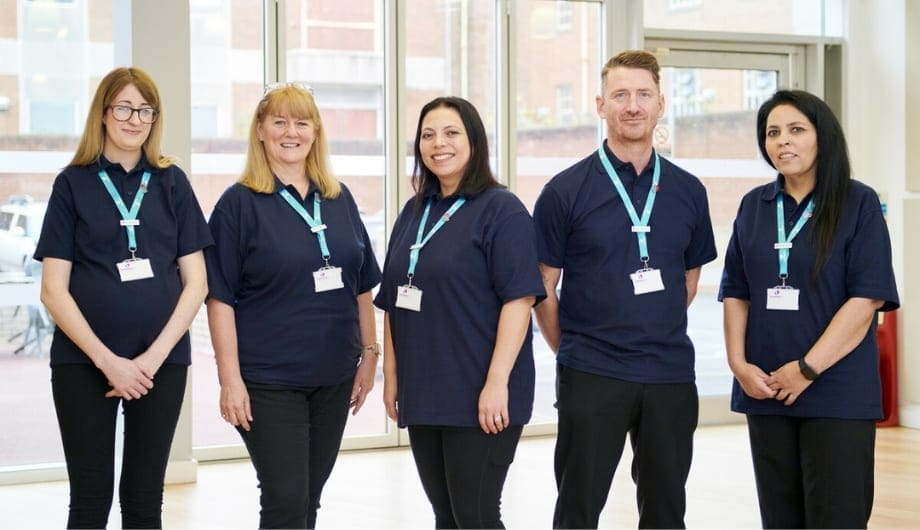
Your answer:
[35,67,211,528]
[205,84,380,529]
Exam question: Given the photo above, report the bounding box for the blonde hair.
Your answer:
[240,84,340,198]
[71,67,174,169]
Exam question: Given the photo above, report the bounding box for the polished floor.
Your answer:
[1,424,918,529]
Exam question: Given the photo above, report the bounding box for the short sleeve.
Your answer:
[341,186,381,294]
[684,183,718,270]
[34,171,77,262]
[205,191,243,306]
[718,201,751,302]
[373,199,413,312]
[171,167,214,257]
[484,198,546,305]
[532,185,568,268]
[843,193,899,311]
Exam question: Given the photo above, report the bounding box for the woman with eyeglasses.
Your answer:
[205,83,381,529]
[34,67,212,528]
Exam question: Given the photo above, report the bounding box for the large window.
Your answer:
[512,0,602,426]
[652,47,789,402]
[188,0,265,450]
[0,0,842,481]
[0,0,114,468]
[188,0,391,450]
[284,0,388,440]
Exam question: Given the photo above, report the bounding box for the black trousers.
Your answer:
[237,380,352,529]
[407,424,523,529]
[51,363,187,529]
[553,364,698,529]
[746,414,876,529]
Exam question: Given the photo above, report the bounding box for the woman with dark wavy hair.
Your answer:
[375,97,544,528]
[719,89,899,528]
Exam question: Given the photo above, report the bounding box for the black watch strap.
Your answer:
[798,357,819,380]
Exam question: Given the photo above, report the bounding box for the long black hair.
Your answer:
[411,96,502,202]
[756,90,851,282]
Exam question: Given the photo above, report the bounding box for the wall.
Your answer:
[845,0,919,428]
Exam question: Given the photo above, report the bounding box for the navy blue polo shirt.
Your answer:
[718,178,899,420]
[533,143,717,383]
[34,156,213,366]
[374,186,545,428]
[206,179,380,388]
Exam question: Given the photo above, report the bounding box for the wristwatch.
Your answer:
[362,343,381,357]
[798,357,819,381]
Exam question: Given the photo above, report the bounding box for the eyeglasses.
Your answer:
[108,105,159,124]
[263,82,314,96]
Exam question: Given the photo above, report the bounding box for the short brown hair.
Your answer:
[601,50,661,89]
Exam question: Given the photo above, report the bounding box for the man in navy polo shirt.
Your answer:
[533,50,717,529]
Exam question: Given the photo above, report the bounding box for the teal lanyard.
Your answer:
[279,188,332,264]
[597,145,661,264]
[775,195,815,282]
[407,197,466,280]
[98,169,151,258]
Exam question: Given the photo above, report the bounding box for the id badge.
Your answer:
[117,258,154,282]
[395,284,422,312]
[313,266,344,292]
[630,268,665,295]
[766,287,799,311]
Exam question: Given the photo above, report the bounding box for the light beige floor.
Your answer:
[2,425,918,529]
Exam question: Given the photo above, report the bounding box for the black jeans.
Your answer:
[51,363,187,529]
[553,364,698,529]
[747,415,876,529]
[407,424,523,529]
[237,380,352,529]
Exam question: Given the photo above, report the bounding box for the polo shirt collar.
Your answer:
[422,180,478,202]
[96,153,155,176]
[760,174,815,204]
[272,175,319,198]
[601,141,658,179]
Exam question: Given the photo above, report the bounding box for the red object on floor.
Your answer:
[877,310,898,427]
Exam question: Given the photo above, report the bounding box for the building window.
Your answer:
[556,83,573,124]
[28,101,77,135]
[556,1,573,31]
[670,69,702,117]
[743,70,778,111]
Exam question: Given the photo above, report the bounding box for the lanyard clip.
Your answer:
[406,274,414,287]
[779,274,787,287]
[640,257,651,271]
[129,248,137,260]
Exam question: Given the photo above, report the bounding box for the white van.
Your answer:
[0,196,47,273]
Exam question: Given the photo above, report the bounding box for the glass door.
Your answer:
[649,43,799,422]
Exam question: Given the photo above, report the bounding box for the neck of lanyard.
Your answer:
[597,145,660,264]
[279,188,332,265]
[407,196,466,280]
[775,195,815,283]
[98,169,151,258]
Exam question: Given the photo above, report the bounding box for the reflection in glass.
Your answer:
[659,66,778,396]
